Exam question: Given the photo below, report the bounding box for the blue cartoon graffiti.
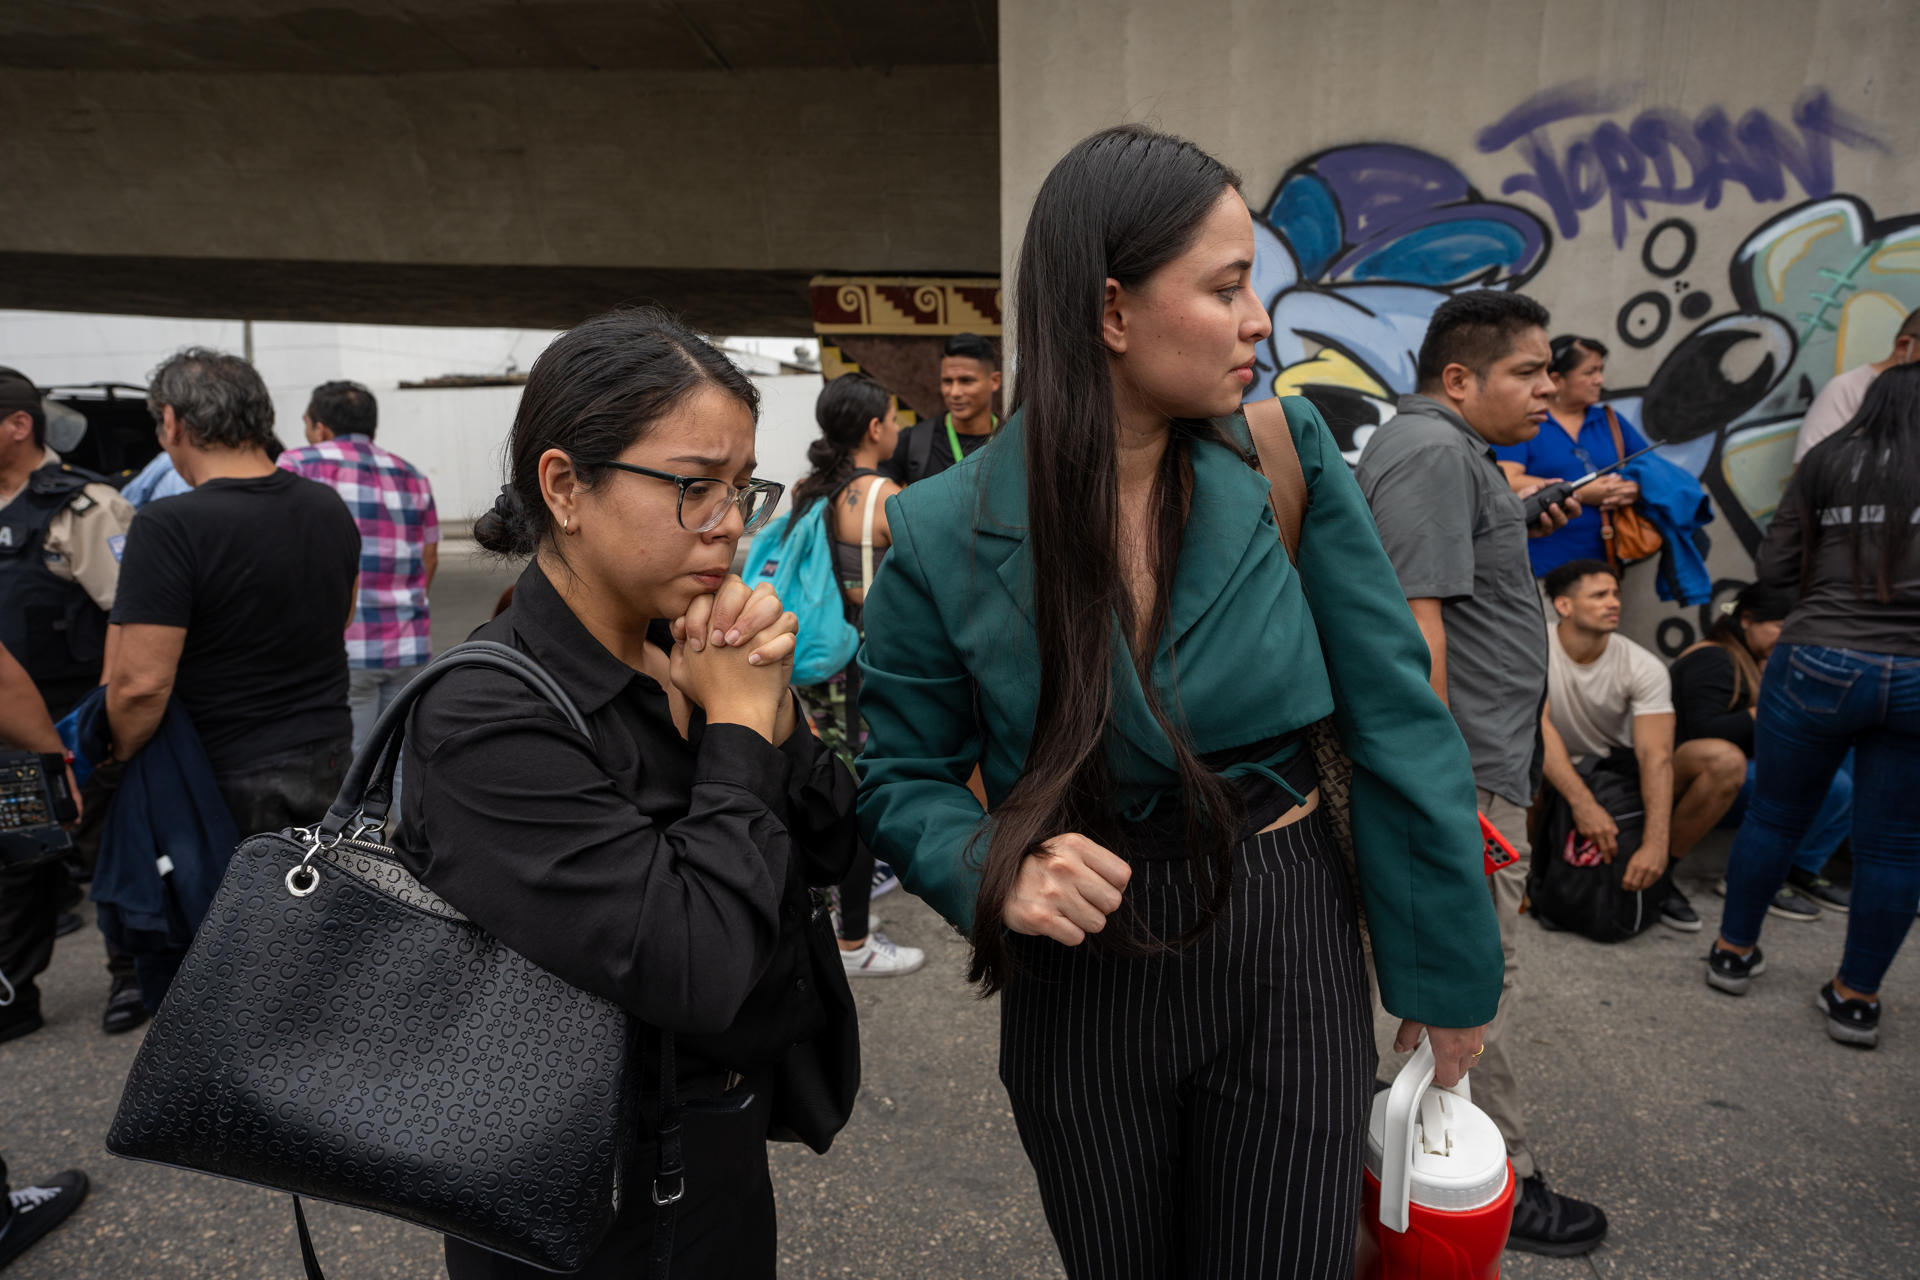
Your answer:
[1250,96,1919,581]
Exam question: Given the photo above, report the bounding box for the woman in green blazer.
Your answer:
[856,126,1503,1279]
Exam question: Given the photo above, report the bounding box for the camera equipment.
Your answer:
[1521,441,1663,524]
[0,749,76,866]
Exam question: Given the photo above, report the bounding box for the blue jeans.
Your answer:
[1718,752,1854,875]
[1719,645,1920,993]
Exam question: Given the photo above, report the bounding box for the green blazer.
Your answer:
[855,397,1503,1027]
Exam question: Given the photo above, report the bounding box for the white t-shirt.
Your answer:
[1793,363,1878,462]
[1547,628,1674,763]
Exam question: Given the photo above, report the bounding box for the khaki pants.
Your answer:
[1372,788,1536,1181]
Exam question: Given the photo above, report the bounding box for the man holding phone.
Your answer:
[1357,291,1608,1259]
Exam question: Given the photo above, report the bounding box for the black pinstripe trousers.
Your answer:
[999,812,1375,1280]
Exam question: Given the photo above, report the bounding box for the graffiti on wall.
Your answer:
[1474,84,1885,247]
[1249,84,1919,650]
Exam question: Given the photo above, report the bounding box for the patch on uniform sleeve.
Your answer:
[108,533,126,562]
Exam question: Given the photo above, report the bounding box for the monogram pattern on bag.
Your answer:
[107,832,635,1271]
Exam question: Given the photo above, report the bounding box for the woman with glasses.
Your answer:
[397,308,858,1279]
[1493,334,1650,577]
[856,126,1501,1278]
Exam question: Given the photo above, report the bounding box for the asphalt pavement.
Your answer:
[4,543,1913,1279]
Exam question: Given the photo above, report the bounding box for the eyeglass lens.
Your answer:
[683,480,777,534]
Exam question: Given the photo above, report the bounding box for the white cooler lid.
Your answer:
[1366,1085,1510,1213]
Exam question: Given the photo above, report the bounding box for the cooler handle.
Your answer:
[1378,1037,1473,1234]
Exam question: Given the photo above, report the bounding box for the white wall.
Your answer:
[1,310,823,534]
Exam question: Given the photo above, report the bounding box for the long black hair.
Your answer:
[473,307,758,557]
[1793,362,1920,603]
[787,374,892,530]
[969,124,1245,993]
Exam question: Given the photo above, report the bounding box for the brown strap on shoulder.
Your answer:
[1245,397,1306,564]
[1602,404,1627,458]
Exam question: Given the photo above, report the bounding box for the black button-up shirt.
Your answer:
[395,562,857,1072]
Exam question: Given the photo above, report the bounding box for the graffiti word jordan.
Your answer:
[1476,84,1883,247]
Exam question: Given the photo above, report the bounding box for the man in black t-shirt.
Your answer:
[877,332,1002,486]
[109,348,360,861]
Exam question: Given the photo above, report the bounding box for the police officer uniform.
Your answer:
[0,450,133,717]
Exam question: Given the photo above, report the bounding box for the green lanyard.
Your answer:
[944,413,1000,463]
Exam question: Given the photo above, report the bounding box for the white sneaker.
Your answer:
[840,931,925,978]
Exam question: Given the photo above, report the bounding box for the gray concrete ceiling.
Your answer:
[0,1,997,73]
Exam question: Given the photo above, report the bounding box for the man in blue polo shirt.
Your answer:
[1493,334,1648,577]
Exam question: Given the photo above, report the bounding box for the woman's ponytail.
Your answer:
[789,374,894,528]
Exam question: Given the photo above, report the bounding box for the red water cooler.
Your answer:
[1358,1039,1514,1280]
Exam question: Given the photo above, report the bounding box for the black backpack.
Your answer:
[1528,749,1672,942]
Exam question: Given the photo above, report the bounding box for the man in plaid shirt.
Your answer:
[278,381,439,749]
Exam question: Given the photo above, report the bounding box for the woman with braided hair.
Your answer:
[789,374,924,977]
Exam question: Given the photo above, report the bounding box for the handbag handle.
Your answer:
[315,640,591,844]
[1242,397,1308,563]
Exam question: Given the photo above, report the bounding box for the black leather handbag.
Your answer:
[106,641,659,1275]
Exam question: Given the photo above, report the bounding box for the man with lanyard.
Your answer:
[877,332,1002,486]
[0,366,146,1042]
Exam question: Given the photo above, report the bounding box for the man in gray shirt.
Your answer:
[1357,290,1608,1259]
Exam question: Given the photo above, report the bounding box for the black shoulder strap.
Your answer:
[318,639,591,842]
[906,420,936,484]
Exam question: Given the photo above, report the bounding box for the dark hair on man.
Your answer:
[942,332,999,370]
[972,123,1245,994]
[0,366,47,449]
[473,308,759,558]
[1548,334,1608,377]
[1415,291,1552,390]
[1898,306,1920,342]
[1793,362,1920,604]
[307,380,379,440]
[788,374,893,528]
[146,348,276,450]
[1544,558,1618,600]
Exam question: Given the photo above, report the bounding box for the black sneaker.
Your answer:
[1660,887,1702,932]
[0,1169,89,1269]
[1816,982,1879,1048]
[0,990,44,1045]
[1768,888,1821,921]
[102,974,149,1036]
[1706,943,1766,996]
[1505,1172,1607,1256]
[1787,869,1851,913]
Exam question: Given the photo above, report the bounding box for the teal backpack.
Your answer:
[741,498,860,685]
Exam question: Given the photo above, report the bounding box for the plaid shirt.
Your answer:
[279,435,438,669]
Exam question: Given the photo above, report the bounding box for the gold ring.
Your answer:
[1472,1046,1485,1058]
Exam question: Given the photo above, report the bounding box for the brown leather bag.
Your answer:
[1600,406,1663,571]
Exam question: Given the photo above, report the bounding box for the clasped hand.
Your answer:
[667,575,798,742]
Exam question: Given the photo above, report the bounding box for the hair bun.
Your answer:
[474,484,536,556]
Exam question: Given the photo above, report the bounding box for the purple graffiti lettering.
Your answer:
[1477,86,1885,245]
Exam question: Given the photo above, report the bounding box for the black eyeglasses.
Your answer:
[584,459,784,534]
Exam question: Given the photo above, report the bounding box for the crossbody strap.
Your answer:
[1243,397,1308,563]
